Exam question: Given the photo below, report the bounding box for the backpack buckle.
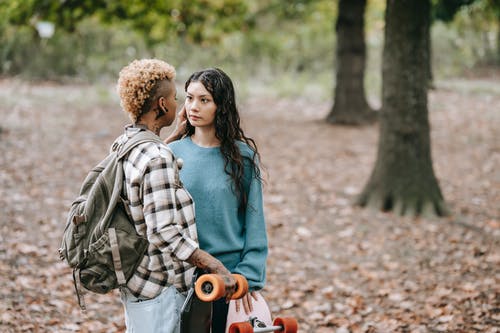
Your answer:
[111,140,123,152]
[58,248,65,261]
[73,214,86,225]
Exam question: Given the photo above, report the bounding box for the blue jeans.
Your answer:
[120,286,186,333]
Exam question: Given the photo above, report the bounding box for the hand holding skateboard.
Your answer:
[194,274,298,333]
[195,273,248,302]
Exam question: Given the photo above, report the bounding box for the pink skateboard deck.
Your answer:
[225,292,272,333]
[192,273,298,332]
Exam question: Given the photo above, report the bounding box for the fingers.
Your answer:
[178,119,187,132]
[242,293,254,315]
[231,291,259,315]
[234,293,251,314]
[235,299,241,313]
[222,274,236,303]
[178,104,187,121]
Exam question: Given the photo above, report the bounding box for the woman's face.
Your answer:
[185,81,217,129]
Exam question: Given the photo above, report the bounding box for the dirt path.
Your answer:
[0,75,498,332]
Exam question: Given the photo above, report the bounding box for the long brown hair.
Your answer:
[184,68,261,210]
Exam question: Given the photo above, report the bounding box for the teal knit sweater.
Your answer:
[169,137,268,290]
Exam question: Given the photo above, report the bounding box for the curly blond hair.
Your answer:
[117,59,176,122]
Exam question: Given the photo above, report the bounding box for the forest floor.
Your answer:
[0,70,498,333]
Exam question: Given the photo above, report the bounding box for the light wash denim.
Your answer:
[120,286,186,333]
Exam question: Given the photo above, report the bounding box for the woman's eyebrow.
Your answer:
[187,92,210,98]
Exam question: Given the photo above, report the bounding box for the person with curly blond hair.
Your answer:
[114,59,236,333]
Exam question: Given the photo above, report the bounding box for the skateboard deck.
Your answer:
[192,273,298,333]
[225,292,272,333]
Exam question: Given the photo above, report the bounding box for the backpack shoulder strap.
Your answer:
[115,130,165,160]
[96,130,163,233]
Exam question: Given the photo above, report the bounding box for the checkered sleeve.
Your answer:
[142,156,198,261]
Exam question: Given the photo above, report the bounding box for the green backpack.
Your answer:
[59,130,163,310]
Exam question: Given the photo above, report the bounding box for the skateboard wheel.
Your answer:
[195,273,249,302]
[195,274,225,302]
[231,274,249,299]
[273,317,298,333]
[228,322,253,333]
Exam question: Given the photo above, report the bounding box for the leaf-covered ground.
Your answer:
[0,71,498,332]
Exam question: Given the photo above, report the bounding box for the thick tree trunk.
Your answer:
[326,0,376,125]
[424,11,434,88]
[357,0,448,217]
[497,14,500,66]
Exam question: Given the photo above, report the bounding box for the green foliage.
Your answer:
[241,0,336,71]
[0,0,497,93]
[433,0,477,21]
[0,17,151,81]
[0,0,339,83]
[432,0,500,71]
[2,0,249,45]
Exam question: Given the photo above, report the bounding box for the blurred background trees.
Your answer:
[0,0,498,217]
[1,0,497,83]
[326,0,377,125]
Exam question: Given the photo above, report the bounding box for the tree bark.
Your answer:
[497,13,500,66]
[357,0,448,217]
[326,0,376,125]
[423,9,434,88]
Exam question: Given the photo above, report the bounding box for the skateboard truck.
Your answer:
[229,317,298,333]
[192,273,299,333]
[248,316,267,328]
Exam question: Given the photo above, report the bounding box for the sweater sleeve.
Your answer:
[233,161,268,290]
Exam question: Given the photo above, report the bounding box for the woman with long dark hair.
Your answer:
[168,68,268,332]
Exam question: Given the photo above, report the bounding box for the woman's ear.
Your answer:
[158,97,168,113]
[154,97,168,120]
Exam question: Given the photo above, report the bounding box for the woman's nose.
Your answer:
[190,100,199,111]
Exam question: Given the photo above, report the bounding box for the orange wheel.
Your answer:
[195,274,225,302]
[228,322,253,333]
[231,274,249,299]
[273,317,298,333]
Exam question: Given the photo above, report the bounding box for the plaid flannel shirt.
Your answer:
[115,126,198,299]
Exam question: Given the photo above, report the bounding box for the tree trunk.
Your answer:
[497,13,500,66]
[326,0,376,125]
[357,0,448,217]
[424,10,434,88]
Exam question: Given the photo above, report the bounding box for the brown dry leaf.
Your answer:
[1,74,499,332]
